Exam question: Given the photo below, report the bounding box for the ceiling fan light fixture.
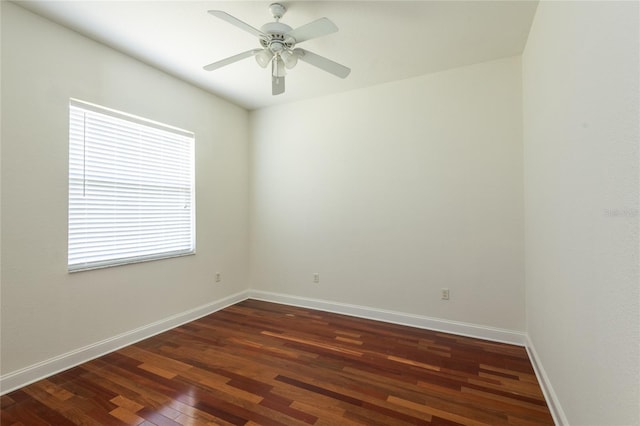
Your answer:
[255,49,274,68]
[280,50,298,69]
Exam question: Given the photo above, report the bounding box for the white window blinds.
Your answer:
[68,99,195,272]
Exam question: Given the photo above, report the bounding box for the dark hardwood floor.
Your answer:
[1,299,553,425]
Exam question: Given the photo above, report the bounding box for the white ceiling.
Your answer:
[16,1,538,110]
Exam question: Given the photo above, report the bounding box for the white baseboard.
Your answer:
[525,335,569,426]
[0,290,249,395]
[248,290,528,346]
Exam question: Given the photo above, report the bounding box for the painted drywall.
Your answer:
[250,56,525,331]
[0,3,250,375]
[523,1,639,424]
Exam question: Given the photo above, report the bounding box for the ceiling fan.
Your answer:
[203,3,350,96]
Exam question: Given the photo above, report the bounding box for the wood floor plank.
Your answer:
[1,299,553,425]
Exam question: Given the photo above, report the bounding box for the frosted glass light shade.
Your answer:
[280,50,298,69]
[255,49,274,68]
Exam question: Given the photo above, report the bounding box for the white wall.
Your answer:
[0,3,250,375]
[523,2,639,424]
[250,57,525,331]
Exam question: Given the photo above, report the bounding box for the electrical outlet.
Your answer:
[441,288,450,300]
[215,272,221,283]
[313,273,320,283]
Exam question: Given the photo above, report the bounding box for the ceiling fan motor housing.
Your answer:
[260,22,295,52]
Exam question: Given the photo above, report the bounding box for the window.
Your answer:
[68,99,195,272]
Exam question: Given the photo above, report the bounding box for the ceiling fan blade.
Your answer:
[286,17,338,44]
[207,10,266,38]
[203,49,262,71]
[293,48,351,79]
[272,75,285,95]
